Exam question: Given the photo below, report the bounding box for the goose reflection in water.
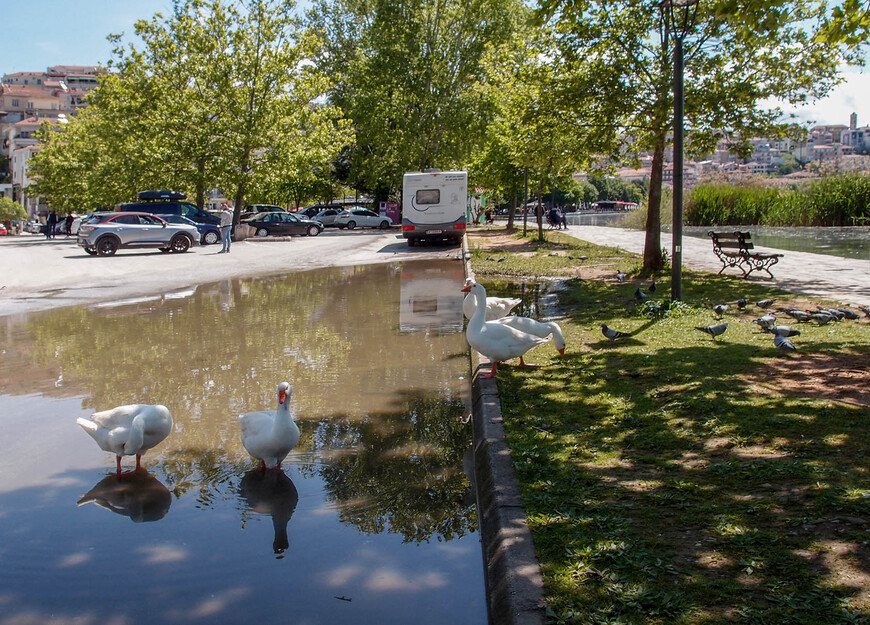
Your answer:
[77,469,172,523]
[239,469,299,558]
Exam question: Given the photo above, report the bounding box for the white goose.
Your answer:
[239,382,300,470]
[463,280,551,378]
[77,404,173,474]
[462,289,522,321]
[493,316,566,357]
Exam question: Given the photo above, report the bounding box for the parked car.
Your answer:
[76,211,200,256]
[295,204,343,219]
[0,223,7,236]
[157,213,221,245]
[241,211,324,237]
[117,190,221,227]
[311,208,342,227]
[241,204,287,221]
[334,207,393,230]
[24,221,42,234]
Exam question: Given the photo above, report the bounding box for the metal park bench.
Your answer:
[708,230,783,280]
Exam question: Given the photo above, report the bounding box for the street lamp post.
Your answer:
[665,0,697,302]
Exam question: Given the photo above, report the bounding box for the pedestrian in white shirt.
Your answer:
[219,202,234,253]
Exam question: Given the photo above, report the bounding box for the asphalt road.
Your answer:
[0,228,463,317]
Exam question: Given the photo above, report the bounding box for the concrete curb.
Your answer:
[463,235,547,625]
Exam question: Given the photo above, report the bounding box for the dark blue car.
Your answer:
[156,213,221,245]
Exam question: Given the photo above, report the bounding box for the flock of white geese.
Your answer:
[75,278,561,473]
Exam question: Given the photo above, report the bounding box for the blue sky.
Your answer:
[2,0,867,127]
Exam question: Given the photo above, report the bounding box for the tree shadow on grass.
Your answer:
[498,338,870,624]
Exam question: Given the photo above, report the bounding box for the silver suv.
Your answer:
[77,212,200,256]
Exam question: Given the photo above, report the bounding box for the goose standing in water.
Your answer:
[239,382,300,470]
[76,404,173,474]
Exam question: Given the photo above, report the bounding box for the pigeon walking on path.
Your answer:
[774,334,797,352]
[694,322,728,338]
[601,324,631,341]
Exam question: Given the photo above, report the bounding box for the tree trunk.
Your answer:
[507,187,516,231]
[536,181,544,241]
[195,158,206,209]
[643,137,665,272]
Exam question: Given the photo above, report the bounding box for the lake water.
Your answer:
[561,211,869,260]
[0,260,486,625]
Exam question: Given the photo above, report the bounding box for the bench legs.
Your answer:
[742,253,782,280]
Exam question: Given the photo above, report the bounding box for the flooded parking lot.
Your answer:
[0,259,486,624]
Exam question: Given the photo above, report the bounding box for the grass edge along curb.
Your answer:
[464,233,547,625]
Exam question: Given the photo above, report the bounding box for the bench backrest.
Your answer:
[708,231,754,252]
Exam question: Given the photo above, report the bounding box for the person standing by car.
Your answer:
[219,202,234,253]
[64,212,74,237]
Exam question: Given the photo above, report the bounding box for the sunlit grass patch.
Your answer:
[470,233,870,623]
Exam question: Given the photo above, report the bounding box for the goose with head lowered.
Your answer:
[239,382,300,470]
[76,404,173,475]
[462,290,521,321]
[492,316,566,357]
[462,280,551,378]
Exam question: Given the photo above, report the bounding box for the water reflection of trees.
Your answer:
[308,392,476,544]
[12,262,475,544]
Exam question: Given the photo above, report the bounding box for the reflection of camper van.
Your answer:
[399,264,465,333]
[402,170,467,246]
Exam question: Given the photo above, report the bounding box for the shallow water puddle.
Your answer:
[0,259,485,625]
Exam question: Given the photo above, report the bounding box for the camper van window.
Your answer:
[416,189,440,204]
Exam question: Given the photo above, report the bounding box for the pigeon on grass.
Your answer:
[635,287,649,302]
[601,324,631,341]
[753,313,777,329]
[713,304,728,316]
[736,298,748,309]
[757,299,776,309]
[774,334,797,352]
[694,322,728,338]
[765,326,801,337]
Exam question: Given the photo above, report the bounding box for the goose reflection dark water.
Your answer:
[77,469,172,522]
[239,469,299,557]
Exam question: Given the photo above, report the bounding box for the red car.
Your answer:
[0,223,7,236]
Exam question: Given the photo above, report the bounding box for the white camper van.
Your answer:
[401,170,467,246]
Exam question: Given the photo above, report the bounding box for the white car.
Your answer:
[311,208,342,227]
[334,207,393,230]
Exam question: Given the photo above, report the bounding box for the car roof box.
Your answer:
[138,190,187,201]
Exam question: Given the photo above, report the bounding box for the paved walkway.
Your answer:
[563,225,870,305]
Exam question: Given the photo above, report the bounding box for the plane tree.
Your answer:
[534,0,858,271]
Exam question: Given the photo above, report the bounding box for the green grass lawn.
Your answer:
[469,229,870,624]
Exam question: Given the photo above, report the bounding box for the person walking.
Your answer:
[218,202,234,253]
[64,213,74,237]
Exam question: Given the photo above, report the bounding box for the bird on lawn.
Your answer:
[757,299,776,309]
[736,298,748,309]
[766,325,801,337]
[239,382,300,470]
[648,280,657,293]
[77,404,173,475]
[753,313,777,329]
[859,305,870,319]
[462,280,551,378]
[616,270,627,283]
[811,312,834,326]
[694,322,728,339]
[774,334,797,352]
[837,308,860,320]
[601,324,632,341]
[783,309,812,323]
[635,287,649,302]
[462,287,521,321]
[492,316,567,357]
[713,304,728,316]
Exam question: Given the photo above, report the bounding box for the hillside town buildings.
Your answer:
[0,63,867,217]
